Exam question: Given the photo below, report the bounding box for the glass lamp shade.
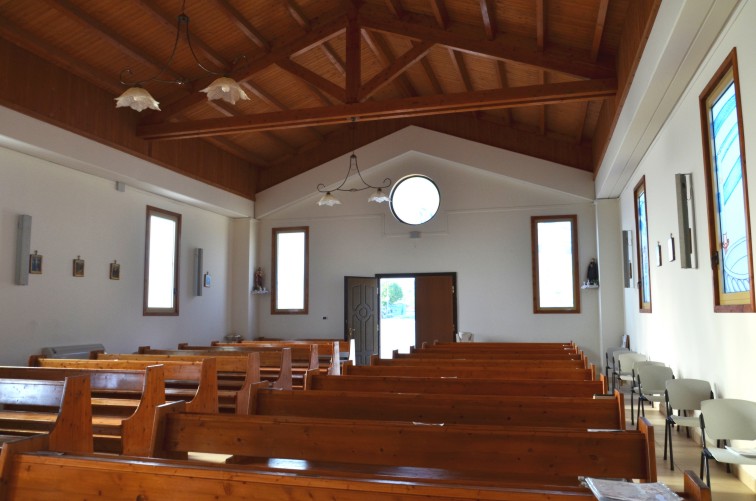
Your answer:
[115,87,160,112]
[201,77,250,105]
[368,188,390,203]
[317,192,342,206]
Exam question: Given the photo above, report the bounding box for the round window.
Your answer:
[389,175,440,225]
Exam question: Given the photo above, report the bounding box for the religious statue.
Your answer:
[254,267,265,291]
[586,258,599,285]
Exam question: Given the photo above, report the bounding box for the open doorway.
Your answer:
[345,273,457,364]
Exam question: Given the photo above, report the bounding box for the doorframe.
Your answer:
[375,272,458,353]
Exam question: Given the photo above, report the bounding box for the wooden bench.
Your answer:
[149,407,658,487]
[307,373,607,395]
[30,358,218,414]
[344,364,596,380]
[0,440,711,501]
[0,376,92,455]
[0,365,168,454]
[177,342,340,376]
[247,387,625,428]
[372,354,589,369]
[166,344,321,381]
[98,351,276,410]
[394,349,586,361]
[227,338,354,364]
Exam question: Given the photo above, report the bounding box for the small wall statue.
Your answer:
[253,267,266,291]
[586,258,599,285]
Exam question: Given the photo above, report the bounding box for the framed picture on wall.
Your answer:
[73,256,85,277]
[110,261,120,280]
[29,252,43,274]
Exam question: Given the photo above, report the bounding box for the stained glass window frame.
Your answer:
[634,177,652,313]
[699,48,754,312]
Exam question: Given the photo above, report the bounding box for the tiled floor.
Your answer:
[621,390,756,500]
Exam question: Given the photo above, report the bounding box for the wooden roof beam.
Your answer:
[591,0,610,61]
[360,41,433,101]
[359,4,614,80]
[137,78,617,139]
[40,0,186,84]
[277,59,346,103]
[345,9,361,103]
[495,60,512,125]
[321,44,347,75]
[214,0,271,52]
[385,0,406,19]
[208,100,296,156]
[448,49,473,92]
[241,81,324,141]
[429,0,449,30]
[361,30,417,98]
[480,0,497,40]
[280,0,311,30]
[536,0,544,50]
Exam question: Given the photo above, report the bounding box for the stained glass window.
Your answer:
[634,179,652,312]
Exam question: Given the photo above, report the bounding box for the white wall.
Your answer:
[255,131,603,363]
[0,146,233,364]
[617,1,756,485]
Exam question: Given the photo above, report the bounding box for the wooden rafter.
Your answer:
[362,30,417,98]
[0,18,124,96]
[133,0,229,71]
[40,0,186,84]
[137,78,617,139]
[495,61,512,125]
[207,100,295,153]
[321,44,346,75]
[449,49,473,92]
[359,4,614,80]
[360,42,433,101]
[280,0,310,30]
[385,0,405,18]
[591,0,609,61]
[574,101,588,143]
[241,81,324,141]
[429,0,450,30]
[536,0,544,50]
[345,8,361,103]
[277,59,346,103]
[214,0,270,52]
[538,70,546,135]
[480,0,497,40]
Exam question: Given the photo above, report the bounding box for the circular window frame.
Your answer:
[389,174,441,225]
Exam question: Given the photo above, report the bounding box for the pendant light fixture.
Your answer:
[115,0,249,112]
[316,118,391,206]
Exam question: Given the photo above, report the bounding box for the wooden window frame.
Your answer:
[699,48,755,312]
[272,226,309,315]
[143,206,181,316]
[634,177,652,313]
[531,215,580,314]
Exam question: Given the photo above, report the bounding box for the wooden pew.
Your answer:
[247,387,626,429]
[344,364,596,380]
[222,338,354,364]
[428,341,576,350]
[30,358,218,414]
[394,349,586,361]
[163,344,319,381]
[175,342,340,376]
[307,374,607,395]
[0,376,92,454]
[0,365,166,455]
[97,351,274,410]
[372,354,588,369]
[149,408,658,487]
[0,440,712,501]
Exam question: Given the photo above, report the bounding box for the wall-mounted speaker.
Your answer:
[621,230,633,288]
[675,173,697,269]
[194,248,203,296]
[15,215,32,286]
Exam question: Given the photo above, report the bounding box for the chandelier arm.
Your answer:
[183,14,226,77]
[118,13,187,87]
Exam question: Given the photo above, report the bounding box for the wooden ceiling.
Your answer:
[0,0,659,199]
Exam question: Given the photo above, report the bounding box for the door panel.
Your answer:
[415,275,455,347]
[345,277,379,365]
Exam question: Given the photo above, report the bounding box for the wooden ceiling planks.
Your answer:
[0,0,659,198]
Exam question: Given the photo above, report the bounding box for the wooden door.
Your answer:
[415,275,456,347]
[344,277,379,365]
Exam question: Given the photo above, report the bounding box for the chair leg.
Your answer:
[663,420,669,460]
[684,410,690,438]
[630,390,635,426]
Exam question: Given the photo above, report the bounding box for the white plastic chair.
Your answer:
[700,398,756,486]
[635,364,674,424]
[605,346,630,391]
[664,379,713,470]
